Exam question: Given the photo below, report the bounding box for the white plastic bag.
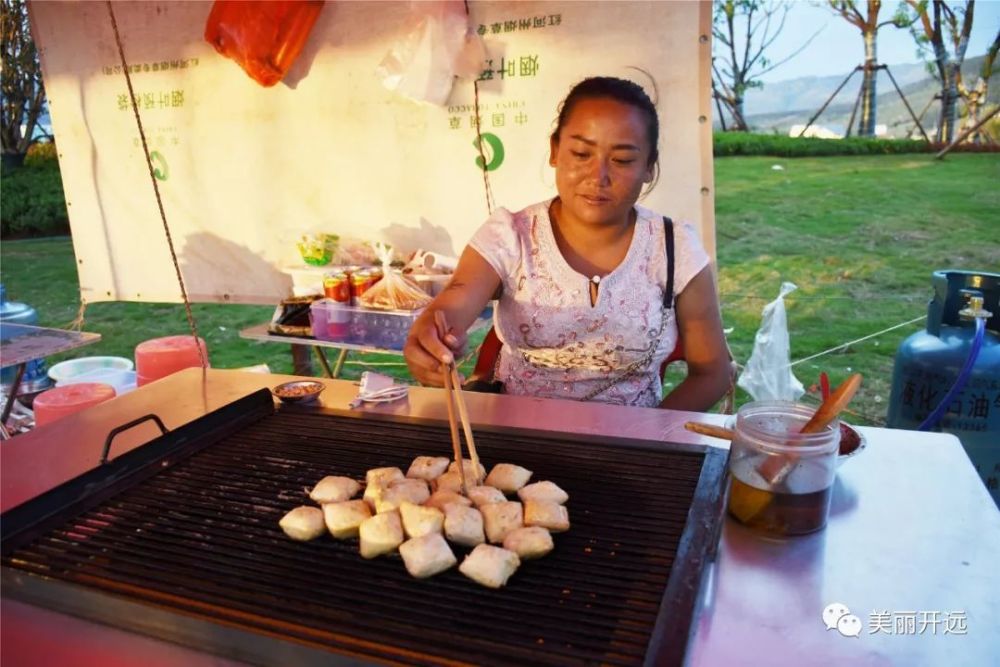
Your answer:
[375,0,485,106]
[358,242,432,311]
[736,282,805,401]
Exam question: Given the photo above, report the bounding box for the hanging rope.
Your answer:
[789,315,924,368]
[472,79,495,214]
[463,1,494,215]
[66,299,87,332]
[105,1,207,369]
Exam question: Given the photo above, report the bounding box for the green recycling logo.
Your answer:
[149,150,169,181]
[473,133,504,172]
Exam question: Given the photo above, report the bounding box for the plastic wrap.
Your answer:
[375,0,484,105]
[737,282,805,401]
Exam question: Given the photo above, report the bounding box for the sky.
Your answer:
[749,0,1000,83]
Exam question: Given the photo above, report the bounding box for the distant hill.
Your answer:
[732,55,998,138]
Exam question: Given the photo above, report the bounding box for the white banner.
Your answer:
[30,0,714,305]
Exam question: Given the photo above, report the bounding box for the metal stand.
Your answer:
[798,63,931,142]
[1,363,26,427]
[935,106,1000,159]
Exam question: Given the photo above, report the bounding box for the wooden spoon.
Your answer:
[800,373,862,435]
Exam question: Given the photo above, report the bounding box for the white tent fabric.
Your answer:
[30,0,715,305]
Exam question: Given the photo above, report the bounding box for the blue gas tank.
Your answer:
[886,270,1000,507]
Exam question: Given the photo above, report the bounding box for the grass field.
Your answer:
[2,153,997,425]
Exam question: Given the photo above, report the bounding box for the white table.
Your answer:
[2,369,997,666]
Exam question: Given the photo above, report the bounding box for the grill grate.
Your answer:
[3,404,723,666]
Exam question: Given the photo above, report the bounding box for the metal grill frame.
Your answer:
[2,389,728,667]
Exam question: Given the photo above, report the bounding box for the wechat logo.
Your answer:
[823,602,862,638]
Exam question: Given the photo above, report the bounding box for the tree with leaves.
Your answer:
[903,0,982,144]
[827,1,914,137]
[957,27,999,143]
[712,0,820,131]
[1,0,47,163]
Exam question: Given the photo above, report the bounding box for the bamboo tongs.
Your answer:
[434,311,482,495]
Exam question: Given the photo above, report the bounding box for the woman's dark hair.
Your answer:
[551,76,660,181]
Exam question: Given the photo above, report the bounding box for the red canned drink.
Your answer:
[350,270,380,304]
[323,271,350,303]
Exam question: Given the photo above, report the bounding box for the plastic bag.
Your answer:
[358,243,432,311]
[204,0,324,87]
[736,282,805,401]
[402,250,457,275]
[375,0,485,105]
[332,238,379,266]
[296,233,339,266]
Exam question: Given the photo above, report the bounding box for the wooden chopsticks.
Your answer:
[684,421,735,440]
[434,311,482,495]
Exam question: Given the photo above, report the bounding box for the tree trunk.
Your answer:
[731,92,748,131]
[858,29,878,136]
[939,63,960,144]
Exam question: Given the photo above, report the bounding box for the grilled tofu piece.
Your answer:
[323,499,372,539]
[406,456,450,481]
[484,464,532,493]
[279,506,326,541]
[503,526,554,559]
[359,509,404,559]
[447,458,486,483]
[459,544,520,589]
[366,467,405,488]
[467,485,506,507]
[363,467,406,511]
[523,500,570,532]
[432,470,465,493]
[424,489,473,511]
[375,478,431,513]
[308,476,361,504]
[399,533,457,578]
[480,501,524,544]
[399,501,444,538]
[517,480,569,505]
[443,504,485,547]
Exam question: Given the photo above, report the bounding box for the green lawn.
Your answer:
[2,154,997,425]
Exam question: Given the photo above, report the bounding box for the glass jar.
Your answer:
[727,401,841,536]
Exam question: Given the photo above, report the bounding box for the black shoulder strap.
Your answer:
[663,216,675,309]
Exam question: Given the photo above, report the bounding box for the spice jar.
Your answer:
[727,401,840,536]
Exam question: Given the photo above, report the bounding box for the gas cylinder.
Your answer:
[886,270,1000,507]
[0,284,52,395]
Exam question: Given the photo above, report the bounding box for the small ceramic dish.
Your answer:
[837,422,867,467]
[272,380,324,404]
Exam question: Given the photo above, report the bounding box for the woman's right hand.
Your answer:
[404,311,466,387]
[402,246,502,387]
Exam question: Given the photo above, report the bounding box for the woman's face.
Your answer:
[549,97,655,228]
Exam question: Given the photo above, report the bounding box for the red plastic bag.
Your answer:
[204,0,324,87]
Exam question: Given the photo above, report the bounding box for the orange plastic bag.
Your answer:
[204,0,324,87]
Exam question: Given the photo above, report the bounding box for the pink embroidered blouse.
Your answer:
[469,199,709,407]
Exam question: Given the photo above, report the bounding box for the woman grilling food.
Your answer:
[404,76,731,411]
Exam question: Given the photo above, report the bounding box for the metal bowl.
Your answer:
[271,380,325,404]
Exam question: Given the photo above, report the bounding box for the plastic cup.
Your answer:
[727,401,840,536]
